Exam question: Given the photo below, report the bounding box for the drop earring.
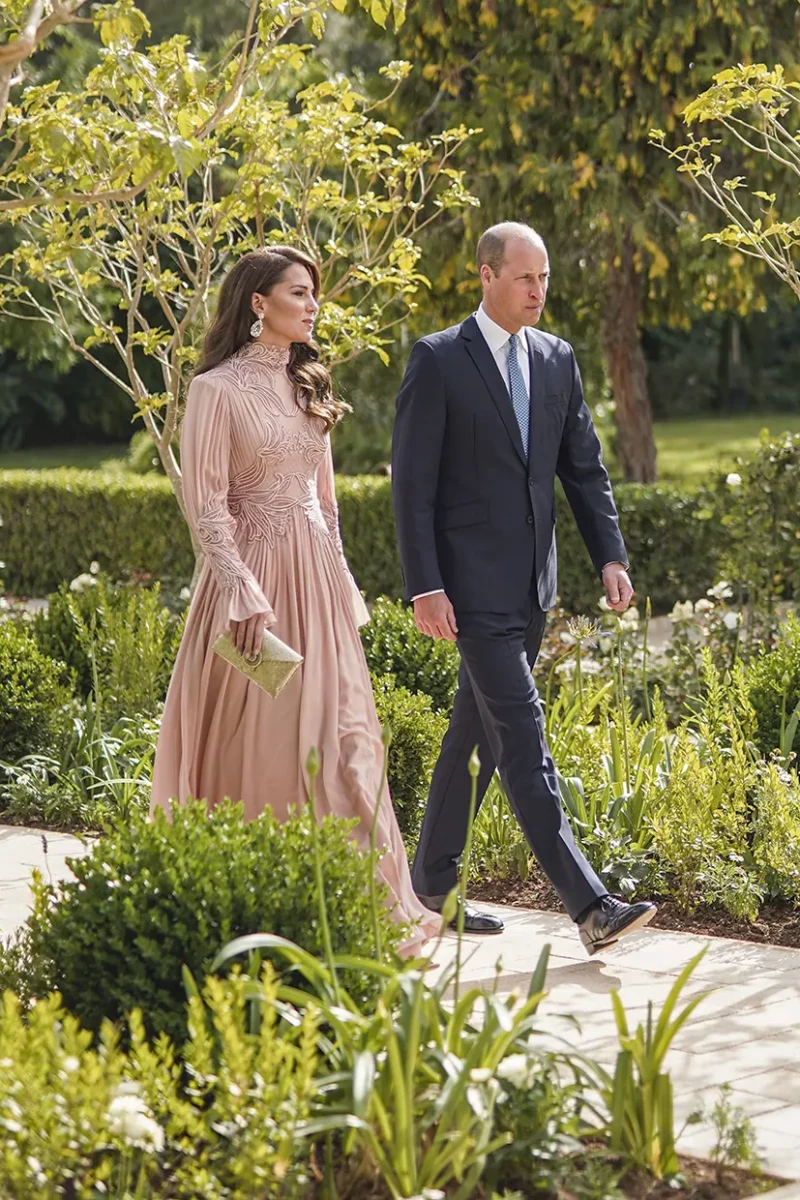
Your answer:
[250,312,264,339]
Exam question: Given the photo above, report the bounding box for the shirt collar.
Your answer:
[475,303,525,356]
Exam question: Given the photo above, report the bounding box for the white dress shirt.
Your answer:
[410,306,625,600]
[474,302,531,396]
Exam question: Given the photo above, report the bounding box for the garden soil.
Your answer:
[472,871,800,948]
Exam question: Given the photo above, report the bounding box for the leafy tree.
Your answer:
[391,0,799,480]
[0,0,476,523]
[0,0,89,132]
[655,63,800,302]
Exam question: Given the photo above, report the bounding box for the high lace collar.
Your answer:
[238,340,291,368]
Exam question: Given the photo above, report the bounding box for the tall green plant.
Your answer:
[471,776,530,883]
[32,575,183,724]
[0,699,158,829]
[213,931,554,1200]
[591,948,711,1180]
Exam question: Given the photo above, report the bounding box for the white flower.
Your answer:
[69,572,98,593]
[669,600,694,623]
[598,595,612,612]
[108,1092,164,1153]
[621,606,639,626]
[26,1157,46,1186]
[726,472,742,487]
[708,580,734,601]
[694,599,714,614]
[496,1053,532,1089]
[469,1067,493,1083]
[581,659,603,675]
[115,1081,141,1097]
[559,632,577,645]
[62,1056,80,1074]
[179,586,191,601]
[89,560,100,575]
[723,611,741,631]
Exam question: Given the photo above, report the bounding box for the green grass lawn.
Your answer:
[0,444,129,471]
[1,415,798,483]
[654,413,800,485]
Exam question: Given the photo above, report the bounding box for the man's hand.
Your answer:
[602,563,634,613]
[414,592,459,641]
[230,611,272,659]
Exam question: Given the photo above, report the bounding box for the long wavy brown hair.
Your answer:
[195,247,348,432]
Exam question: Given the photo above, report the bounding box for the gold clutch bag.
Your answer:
[213,629,303,699]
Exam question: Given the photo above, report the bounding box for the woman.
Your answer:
[151,246,439,955]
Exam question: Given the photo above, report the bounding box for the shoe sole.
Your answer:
[449,922,505,935]
[583,905,657,957]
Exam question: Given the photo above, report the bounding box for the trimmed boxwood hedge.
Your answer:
[0,469,194,595]
[0,467,724,613]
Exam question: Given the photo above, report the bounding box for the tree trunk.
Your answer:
[602,227,657,483]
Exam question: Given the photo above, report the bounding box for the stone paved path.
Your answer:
[2,825,798,1181]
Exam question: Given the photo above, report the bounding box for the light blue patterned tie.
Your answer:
[507,333,529,457]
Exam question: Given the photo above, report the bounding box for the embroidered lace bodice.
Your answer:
[180,339,353,622]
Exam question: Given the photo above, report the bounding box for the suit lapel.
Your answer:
[460,315,527,467]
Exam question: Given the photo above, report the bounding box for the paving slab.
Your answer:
[0,824,90,935]
[1,826,798,1181]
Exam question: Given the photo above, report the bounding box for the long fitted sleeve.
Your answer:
[317,436,370,627]
[181,374,275,625]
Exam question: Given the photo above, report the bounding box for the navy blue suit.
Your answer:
[391,314,626,918]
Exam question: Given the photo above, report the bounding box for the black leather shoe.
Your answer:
[417,892,504,935]
[578,895,657,956]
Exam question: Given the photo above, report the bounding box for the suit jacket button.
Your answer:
[526,514,533,524]
[528,478,534,487]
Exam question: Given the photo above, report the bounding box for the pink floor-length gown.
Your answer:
[150,340,439,954]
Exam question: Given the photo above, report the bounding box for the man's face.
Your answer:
[481,238,550,331]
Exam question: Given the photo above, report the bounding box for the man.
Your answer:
[391,221,656,956]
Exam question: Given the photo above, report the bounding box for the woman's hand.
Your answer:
[230,611,271,659]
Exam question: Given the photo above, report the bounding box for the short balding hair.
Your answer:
[476,222,546,276]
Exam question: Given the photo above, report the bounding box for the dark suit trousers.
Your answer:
[410,592,606,920]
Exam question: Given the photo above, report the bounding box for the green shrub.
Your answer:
[335,473,404,601]
[554,481,724,615]
[0,620,72,762]
[751,764,800,903]
[1,467,727,612]
[0,468,194,596]
[361,596,460,712]
[127,427,166,474]
[745,612,800,756]
[372,673,448,847]
[31,575,184,723]
[649,726,760,920]
[0,975,318,1200]
[716,431,800,613]
[11,799,406,1045]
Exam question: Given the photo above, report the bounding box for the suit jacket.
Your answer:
[391,314,627,614]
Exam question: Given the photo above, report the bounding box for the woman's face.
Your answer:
[252,263,319,346]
